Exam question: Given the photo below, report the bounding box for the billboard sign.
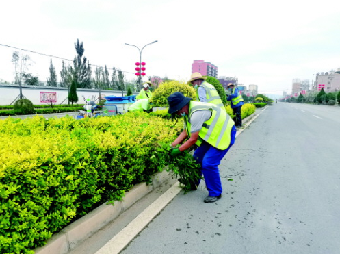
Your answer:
[40,92,57,103]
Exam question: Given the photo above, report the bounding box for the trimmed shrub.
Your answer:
[13,99,35,115]
[205,76,227,105]
[0,114,184,253]
[151,80,196,107]
[253,103,267,107]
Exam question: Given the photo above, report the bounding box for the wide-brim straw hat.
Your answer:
[167,92,192,114]
[144,81,152,86]
[188,72,207,83]
[227,83,235,87]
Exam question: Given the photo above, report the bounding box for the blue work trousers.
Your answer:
[193,126,236,196]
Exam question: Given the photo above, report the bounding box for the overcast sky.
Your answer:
[1,0,340,96]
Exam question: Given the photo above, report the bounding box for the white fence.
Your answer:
[0,85,136,105]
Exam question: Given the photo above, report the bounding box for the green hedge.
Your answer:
[0,104,84,110]
[252,103,267,108]
[0,107,83,116]
[0,114,184,253]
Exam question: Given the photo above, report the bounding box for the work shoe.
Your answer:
[204,195,222,203]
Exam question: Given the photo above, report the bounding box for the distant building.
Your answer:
[292,79,301,94]
[248,84,258,96]
[218,77,238,90]
[192,60,218,78]
[314,69,340,92]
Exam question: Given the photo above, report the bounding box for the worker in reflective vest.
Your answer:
[227,83,244,128]
[168,92,236,203]
[189,72,225,111]
[136,82,152,100]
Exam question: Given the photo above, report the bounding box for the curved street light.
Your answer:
[125,40,158,89]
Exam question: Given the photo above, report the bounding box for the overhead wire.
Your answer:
[0,42,135,75]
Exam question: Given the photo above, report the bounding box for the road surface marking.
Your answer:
[313,115,321,119]
[95,182,182,254]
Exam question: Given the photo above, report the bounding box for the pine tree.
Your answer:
[70,39,92,88]
[127,87,132,96]
[316,88,326,104]
[94,67,103,101]
[117,70,125,96]
[102,65,110,89]
[47,60,57,87]
[111,67,118,90]
[68,79,78,105]
[297,93,304,103]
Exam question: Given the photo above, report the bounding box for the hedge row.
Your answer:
[0,107,83,116]
[253,103,267,107]
[0,104,84,110]
[0,113,183,253]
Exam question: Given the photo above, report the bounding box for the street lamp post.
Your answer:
[125,40,158,90]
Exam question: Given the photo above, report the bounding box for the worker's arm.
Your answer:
[179,131,199,152]
[228,88,238,100]
[198,87,207,102]
[171,130,187,147]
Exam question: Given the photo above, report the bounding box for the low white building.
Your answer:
[0,84,131,105]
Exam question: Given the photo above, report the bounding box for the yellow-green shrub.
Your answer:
[0,114,182,254]
[151,80,196,107]
[225,103,256,120]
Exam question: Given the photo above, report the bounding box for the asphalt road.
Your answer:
[120,103,340,254]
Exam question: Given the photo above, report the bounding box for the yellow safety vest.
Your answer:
[136,89,152,100]
[195,81,224,110]
[184,101,235,150]
[231,88,244,105]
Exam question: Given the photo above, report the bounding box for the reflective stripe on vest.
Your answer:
[231,88,244,105]
[195,81,224,109]
[137,89,152,100]
[184,101,235,150]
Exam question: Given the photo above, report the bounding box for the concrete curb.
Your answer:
[35,170,177,254]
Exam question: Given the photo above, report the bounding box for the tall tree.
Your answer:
[102,65,110,89]
[93,67,103,101]
[316,88,326,104]
[22,73,39,86]
[68,78,78,105]
[111,67,118,90]
[70,39,92,88]
[297,93,304,103]
[117,69,125,96]
[47,60,57,87]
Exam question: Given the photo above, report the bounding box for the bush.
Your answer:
[13,99,35,114]
[0,110,16,116]
[0,105,14,110]
[241,103,256,119]
[151,80,196,107]
[255,97,264,102]
[253,103,267,107]
[0,114,187,253]
[205,76,227,105]
[127,87,132,96]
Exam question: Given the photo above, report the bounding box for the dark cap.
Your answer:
[167,92,192,114]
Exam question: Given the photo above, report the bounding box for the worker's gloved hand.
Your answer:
[170,148,181,156]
